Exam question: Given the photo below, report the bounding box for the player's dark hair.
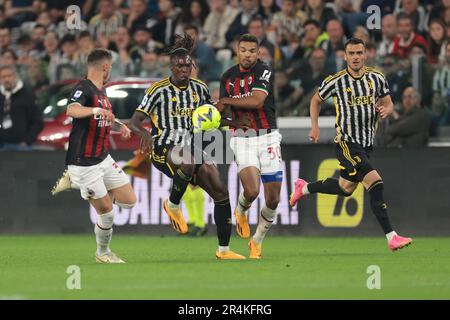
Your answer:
[238,33,259,46]
[87,48,112,66]
[344,38,366,51]
[165,33,195,63]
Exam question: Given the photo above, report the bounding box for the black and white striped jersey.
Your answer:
[317,67,390,147]
[136,77,212,147]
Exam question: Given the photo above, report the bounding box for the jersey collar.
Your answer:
[346,67,366,80]
[169,77,189,91]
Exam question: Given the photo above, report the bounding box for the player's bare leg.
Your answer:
[235,167,260,238]
[361,170,412,251]
[249,181,281,259]
[196,163,245,260]
[90,195,126,263]
[109,183,137,209]
[161,146,196,234]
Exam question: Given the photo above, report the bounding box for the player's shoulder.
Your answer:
[254,59,272,72]
[365,67,387,79]
[190,77,209,90]
[322,69,347,84]
[145,78,170,95]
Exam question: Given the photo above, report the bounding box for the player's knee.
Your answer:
[339,188,354,197]
[96,203,113,214]
[265,196,280,210]
[115,200,136,209]
[243,187,259,202]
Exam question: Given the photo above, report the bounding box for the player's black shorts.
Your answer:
[151,144,210,185]
[335,140,374,183]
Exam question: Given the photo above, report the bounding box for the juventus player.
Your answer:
[128,34,245,260]
[215,34,282,259]
[55,49,136,263]
[290,38,412,251]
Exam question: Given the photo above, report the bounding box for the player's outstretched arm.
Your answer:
[216,90,267,111]
[66,103,115,122]
[309,92,322,143]
[129,111,153,154]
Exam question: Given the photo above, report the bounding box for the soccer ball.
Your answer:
[192,104,221,133]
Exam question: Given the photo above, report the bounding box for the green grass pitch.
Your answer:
[0,235,449,299]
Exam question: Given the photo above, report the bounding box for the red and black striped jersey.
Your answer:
[220,59,276,132]
[65,79,113,166]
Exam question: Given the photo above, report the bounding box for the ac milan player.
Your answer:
[54,49,136,263]
[216,34,282,259]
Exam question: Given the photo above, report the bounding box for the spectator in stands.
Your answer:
[336,0,369,37]
[89,0,124,41]
[305,0,336,31]
[271,0,305,59]
[109,26,140,75]
[384,86,431,147]
[0,5,20,29]
[74,31,95,72]
[126,0,158,34]
[393,13,429,60]
[152,0,180,46]
[4,0,44,24]
[0,48,17,66]
[432,42,450,126]
[381,53,410,104]
[397,0,427,34]
[427,19,448,65]
[248,17,276,60]
[429,0,450,26]
[365,42,378,67]
[204,0,238,50]
[0,65,43,150]
[275,69,302,116]
[291,19,327,62]
[57,34,78,80]
[353,26,370,45]
[184,25,219,81]
[321,19,346,73]
[295,47,327,116]
[0,25,12,55]
[377,14,397,57]
[42,31,61,83]
[175,0,209,38]
[225,0,259,42]
[258,0,280,25]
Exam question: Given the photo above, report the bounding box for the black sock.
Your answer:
[214,197,232,246]
[169,169,192,205]
[368,180,394,234]
[307,178,351,196]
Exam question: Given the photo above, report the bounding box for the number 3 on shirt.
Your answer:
[267,146,281,162]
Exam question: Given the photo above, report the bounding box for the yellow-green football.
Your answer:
[192,104,221,133]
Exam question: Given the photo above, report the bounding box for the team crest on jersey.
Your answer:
[248,76,253,85]
[192,92,198,103]
[346,87,352,93]
[367,80,374,89]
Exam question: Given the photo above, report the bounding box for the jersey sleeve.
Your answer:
[252,63,273,96]
[68,82,90,106]
[317,76,336,101]
[136,84,161,116]
[377,73,390,98]
[200,84,213,105]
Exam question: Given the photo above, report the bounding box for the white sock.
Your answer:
[253,207,276,244]
[168,199,180,209]
[386,231,397,241]
[95,210,114,256]
[237,193,252,216]
[218,246,230,253]
[302,183,310,195]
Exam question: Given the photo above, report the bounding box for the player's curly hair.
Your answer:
[164,33,195,58]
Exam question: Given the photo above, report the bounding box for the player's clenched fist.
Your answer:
[309,126,320,143]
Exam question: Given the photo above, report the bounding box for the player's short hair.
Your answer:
[87,48,112,66]
[344,38,366,51]
[238,34,259,46]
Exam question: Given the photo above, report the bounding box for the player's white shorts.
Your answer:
[230,130,283,183]
[68,154,130,200]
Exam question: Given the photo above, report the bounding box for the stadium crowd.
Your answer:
[1,0,450,148]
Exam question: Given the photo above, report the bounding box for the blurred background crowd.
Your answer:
[1,0,450,149]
